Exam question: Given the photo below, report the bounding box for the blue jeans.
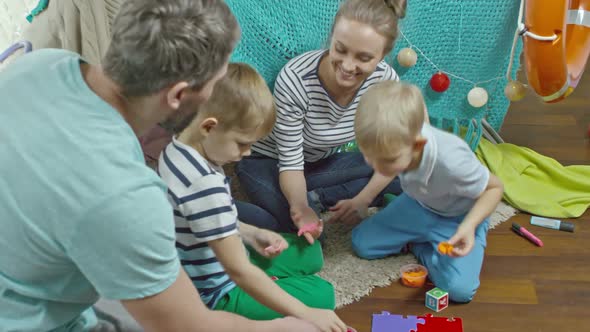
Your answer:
[351,193,489,303]
[235,152,402,232]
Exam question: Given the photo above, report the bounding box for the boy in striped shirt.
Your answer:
[158,63,347,331]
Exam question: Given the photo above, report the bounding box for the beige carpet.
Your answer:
[318,201,519,308]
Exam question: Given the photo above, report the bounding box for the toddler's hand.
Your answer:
[252,229,288,258]
[447,224,476,257]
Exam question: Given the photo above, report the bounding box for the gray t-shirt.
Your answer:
[400,124,490,217]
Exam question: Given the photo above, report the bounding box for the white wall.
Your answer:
[0,0,39,52]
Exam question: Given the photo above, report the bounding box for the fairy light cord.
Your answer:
[398,29,508,87]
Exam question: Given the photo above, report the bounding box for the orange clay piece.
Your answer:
[401,268,427,287]
[438,242,454,255]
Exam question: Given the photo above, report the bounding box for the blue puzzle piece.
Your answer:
[372,311,426,332]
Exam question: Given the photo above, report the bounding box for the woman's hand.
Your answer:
[328,197,370,225]
[291,206,323,244]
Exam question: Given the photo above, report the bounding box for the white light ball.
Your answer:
[504,80,527,101]
[397,48,417,67]
[467,87,489,108]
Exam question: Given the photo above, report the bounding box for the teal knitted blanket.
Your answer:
[226,0,521,140]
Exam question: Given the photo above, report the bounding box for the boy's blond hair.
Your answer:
[188,62,276,137]
[355,81,424,157]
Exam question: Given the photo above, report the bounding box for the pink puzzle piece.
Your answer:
[413,314,463,332]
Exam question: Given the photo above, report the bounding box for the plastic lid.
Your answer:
[559,221,575,232]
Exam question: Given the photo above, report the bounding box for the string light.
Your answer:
[396,2,525,107]
[398,30,507,89]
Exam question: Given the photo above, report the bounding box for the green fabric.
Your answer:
[476,138,590,218]
[384,193,398,206]
[214,233,335,320]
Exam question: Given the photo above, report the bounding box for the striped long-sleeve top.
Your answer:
[252,49,398,172]
[158,138,238,308]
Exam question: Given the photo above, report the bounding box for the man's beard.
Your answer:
[159,104,199,134]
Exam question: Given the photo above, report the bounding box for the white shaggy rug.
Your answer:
[319,201,518,308]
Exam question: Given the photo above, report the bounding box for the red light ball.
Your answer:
[430,72,451,92]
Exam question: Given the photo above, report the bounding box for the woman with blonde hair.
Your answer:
[237,0,408,242]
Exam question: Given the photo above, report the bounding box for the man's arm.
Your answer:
[122,266,318,332]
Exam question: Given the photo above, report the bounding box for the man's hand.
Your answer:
[300,307,347,332]
[268,316,321,332]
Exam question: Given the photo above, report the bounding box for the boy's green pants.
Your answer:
[214,233,335,320]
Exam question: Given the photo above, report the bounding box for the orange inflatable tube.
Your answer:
[523,0,590,102]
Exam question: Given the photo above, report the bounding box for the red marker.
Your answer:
[512,222,543,247]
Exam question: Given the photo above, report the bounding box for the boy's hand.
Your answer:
[328,197,369,225]
[302,308,347,332]
[447,224,476,257]
[291,206,323,244]
[251,229,288,258]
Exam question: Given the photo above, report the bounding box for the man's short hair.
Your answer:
[103,0,240,97]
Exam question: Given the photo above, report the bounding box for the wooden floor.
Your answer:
[336,72,590,331]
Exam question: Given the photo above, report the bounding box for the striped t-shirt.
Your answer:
[252,49,398,172]
[158,138,238,308]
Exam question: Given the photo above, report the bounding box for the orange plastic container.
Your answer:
[400,263,428,288]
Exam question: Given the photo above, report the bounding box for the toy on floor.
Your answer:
[372,312,463,332]
[512,222,544,247]
[437,242,454,255]
[425,287,449,312]
[400,264,428,288]
[530,216,574,232]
